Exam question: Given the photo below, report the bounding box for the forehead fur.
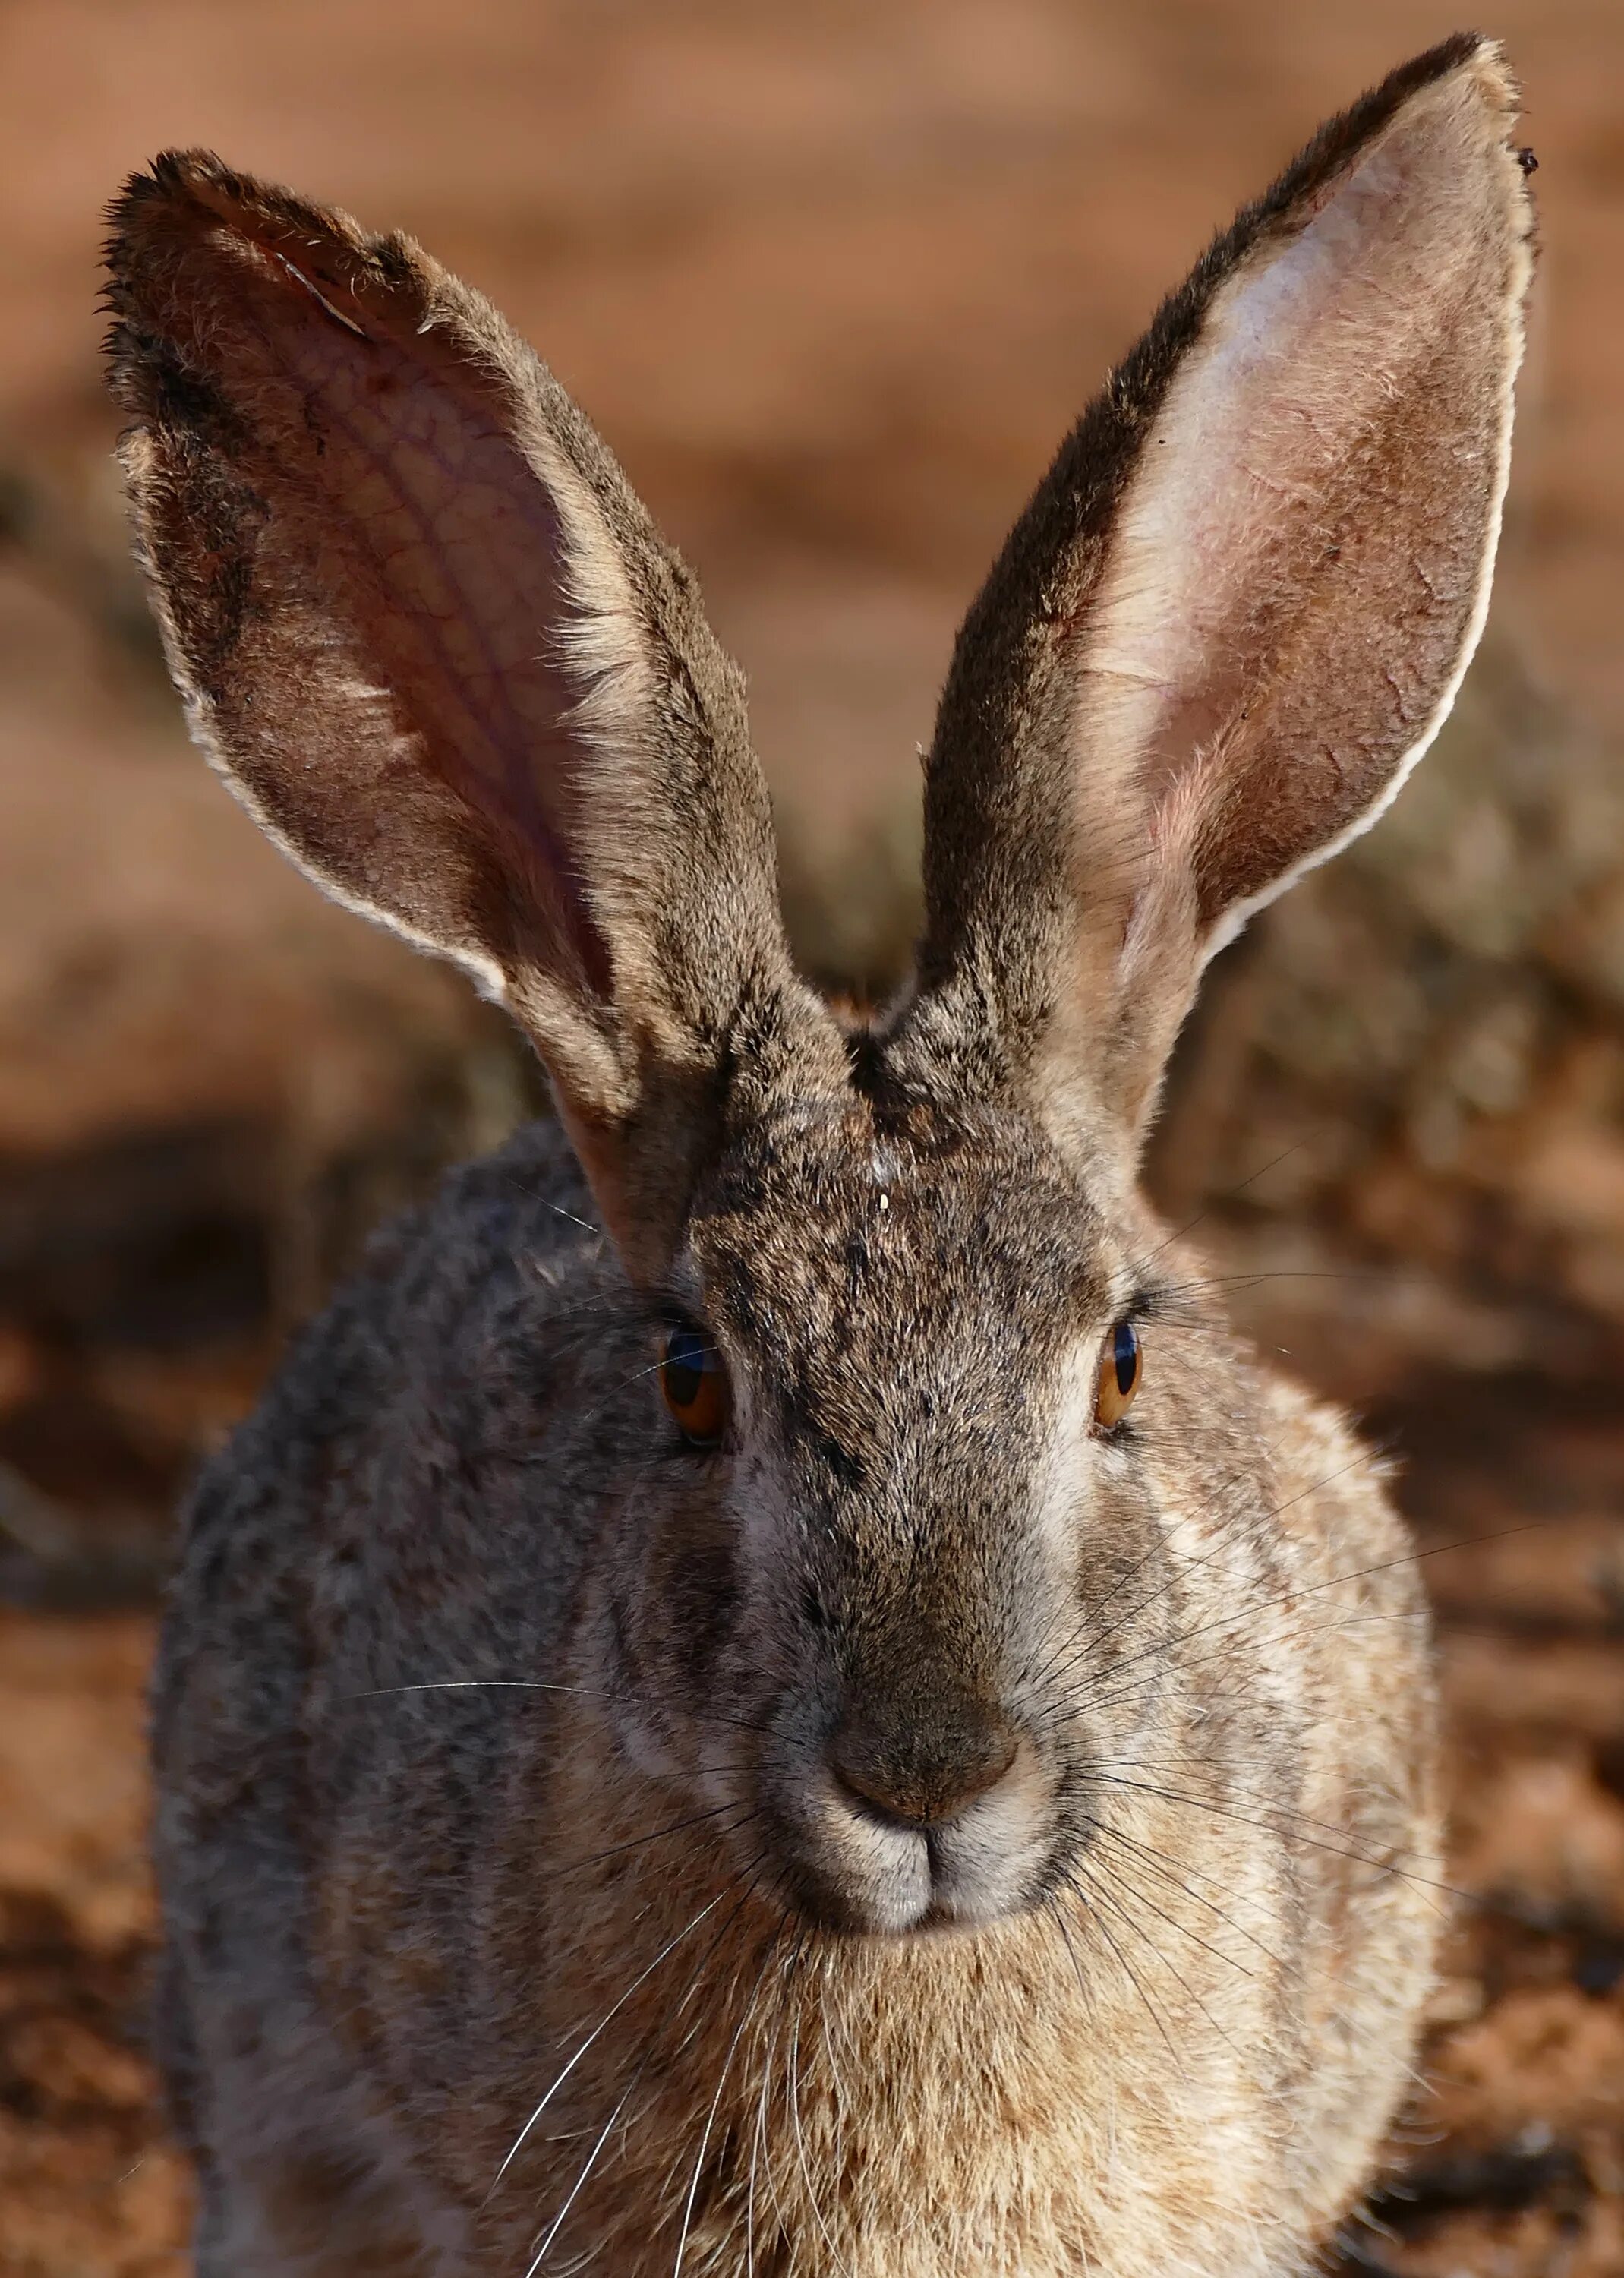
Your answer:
[689,1096,1119,1461]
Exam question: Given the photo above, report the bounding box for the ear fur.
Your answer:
[105,153,845,1272]
[894,34,1535,1158]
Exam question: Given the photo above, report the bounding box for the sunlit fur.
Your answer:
[153,1106,1436,2276]
[110,31,1536,2278]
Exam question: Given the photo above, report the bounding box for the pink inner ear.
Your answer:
[112,157,835,1272]
[1071,67,1523,935]
[1102,127,1427,800]
[192,220,625,995]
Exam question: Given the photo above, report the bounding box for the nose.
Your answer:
[828,1698,1020,1831]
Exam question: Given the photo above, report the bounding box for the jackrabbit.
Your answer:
[108,32,1533,2276]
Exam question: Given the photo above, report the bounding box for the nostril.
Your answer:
[828,1713,1019,1832]
[830,1751,926,1828]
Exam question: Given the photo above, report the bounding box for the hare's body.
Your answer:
[111,35,1531,2278]
[156,1121,1433,2277]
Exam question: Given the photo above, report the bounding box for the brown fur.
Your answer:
[897,31,1533,1154]
[110,35,1531,2278]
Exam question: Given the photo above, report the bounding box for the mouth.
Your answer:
[746,1756,1058,1939]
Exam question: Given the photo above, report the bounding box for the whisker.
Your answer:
[541,1199,601,1238]
[519,1869,774,2267]
[487,1860,765,2205]
[1026,1437,1295,1696]
[571,1353,697,1432]
[1041,1601,1428,1732]
[342,1677,776,1740]
[1037,1443,1384,1705]
[743,2021,772,2278]
[1083,1817,1283,1969]
[1123,1130,1323,1279]
[1048,1510,1550,1727]
[815,1973,851,2246]
[549,1803,759,1882]
[1156,1267,1436,1299]
[1081,1837,1253,1984]
[787,1955,856,2278]
[1061,1867,1186,2083]
[523,2079,637,2274]
[1084,1753,1448,1870]
[1027,1420,1322,1688]
[670,1926,783,2278]
[755,1936,809,2267]
[1078,1857,1244,2056]
[1080,1772,1455,1918]
[1049,1894,1093,2021]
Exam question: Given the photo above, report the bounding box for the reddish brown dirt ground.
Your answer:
[1,4,1622,2272]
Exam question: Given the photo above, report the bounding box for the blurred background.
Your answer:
[1,3,1621,2271]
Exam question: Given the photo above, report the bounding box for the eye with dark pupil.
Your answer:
[659,1325,729,1446]
[662,1329,708,1409]
[1095,1317,1142,1431]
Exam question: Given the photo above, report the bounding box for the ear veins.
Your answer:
[113,178,625,999]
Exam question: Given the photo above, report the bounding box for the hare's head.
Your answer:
[109,37,1531,1937]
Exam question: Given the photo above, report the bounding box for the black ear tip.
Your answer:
[105,148,231,236]
[102,162,166,270]
[1413,28,1503,81]
[1363,31,1519,137]
[103,151,332,441]
[102,150,240,338]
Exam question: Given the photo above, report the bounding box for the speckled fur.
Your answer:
[154,1113,1434,2276]
[112,35,1533,2278]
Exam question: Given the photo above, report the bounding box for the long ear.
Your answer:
[891,36,1534,1160]
[106,153,844,1274]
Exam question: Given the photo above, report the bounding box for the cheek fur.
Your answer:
[664,1542,739,1691]
[593,1469,746,1774]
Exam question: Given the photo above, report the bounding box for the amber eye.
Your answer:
[659,1325,730,1447]
[1094,1317,1142,1432]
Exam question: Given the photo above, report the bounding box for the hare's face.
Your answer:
[594,1094,1257,1939]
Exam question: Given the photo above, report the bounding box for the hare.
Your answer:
[107,31,1533,2278]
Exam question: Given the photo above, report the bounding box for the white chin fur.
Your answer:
[802,1765,933,1932]
[926,1760,1052,1927]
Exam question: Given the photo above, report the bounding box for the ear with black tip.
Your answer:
[106,152,844,1274]
[893,34,1535,1158]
